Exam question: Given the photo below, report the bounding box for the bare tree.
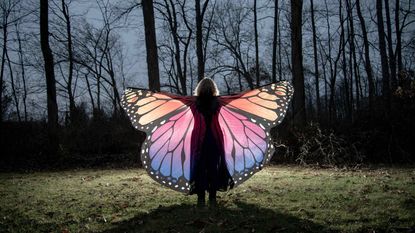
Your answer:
[310,0,320,119]
[142,0,160,92]
[5,37,20,121]
[346,0,358,118]
[395,0,402,81]
[210,1,255,90]
[61,0,76,120]
[291,0,306,126]
[253,0,259,87]
[156,0,191,95]
[356,0,375,113]
[15,22,28,121]
[40,0,59,156]
[271,0,279,83]
[384,0,397,89]
[195,0,209,81]
[0,0,20,122]
[376,0,391,113]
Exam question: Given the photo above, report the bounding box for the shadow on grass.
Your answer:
[100,201,332,233]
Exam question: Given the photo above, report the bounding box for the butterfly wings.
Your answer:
[121,81,293,193]
[121,89,195,192]
[218,81,293,186]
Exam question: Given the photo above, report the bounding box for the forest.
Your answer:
[1,0,415,232]
[2,0,414,169]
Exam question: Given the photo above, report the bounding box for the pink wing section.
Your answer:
[142,107,194,192]
[218,106,268,180]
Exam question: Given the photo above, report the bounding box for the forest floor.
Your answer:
[0,165,414,233]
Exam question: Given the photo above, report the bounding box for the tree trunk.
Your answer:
[341,0,350,121]
[6,48,21,122]
[16,24,28,122]
[142,0,161,92]
[310,0,320,119]
[395,0,402,83]
[163,0,186,95]
[254,0,260,87]
[376,0,391,114]
[0,18,7,123]
[356,0,375,113]
[384,0,397,89]
[195,0,206,81]
[62,0,76,120]
[291,0,306,127]
[40,0,59,157]
[346,0,355,121]
[277,8,282,81]
[272,0,278,83]
[84,73,95,110]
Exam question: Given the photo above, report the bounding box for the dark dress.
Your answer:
[189,95,233,195]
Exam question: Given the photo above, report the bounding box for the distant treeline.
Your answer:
[0,0,414,170]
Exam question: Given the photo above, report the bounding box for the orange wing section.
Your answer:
[139,100,184,125]
[121,89,191,131]
[220,81,293,123]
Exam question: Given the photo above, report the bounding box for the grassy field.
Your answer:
[0,166,414,233]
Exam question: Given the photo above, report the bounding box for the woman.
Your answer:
[191,77,233,207]
[121,78,293,208]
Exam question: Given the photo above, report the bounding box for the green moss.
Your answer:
[0,166,414,232]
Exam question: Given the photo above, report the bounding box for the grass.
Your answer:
[0,165,414,233]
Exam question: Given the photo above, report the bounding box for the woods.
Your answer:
[0,0,415,169]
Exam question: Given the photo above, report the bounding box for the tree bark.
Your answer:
[376,0,391,114]
[195,0,208,82]
[356,0,375,113]
[16,24,28,121]
[291,0,306,127]
[340,0,350,121]
[254,0,260,87]
[310,0,320,119]
[40,0,59,157]
[5,46,21,122]
[346,0,356,120]
[395,0,402,83]
[384,0,397,89]
[61,0,76,120]
[142,0,161,92]
[84,73,95,110]
[272,0,279,83]
[0,13,7,123]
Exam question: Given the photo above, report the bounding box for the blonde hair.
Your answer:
[193,77,220,96]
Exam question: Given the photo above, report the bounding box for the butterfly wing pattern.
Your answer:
[217,81,293,187]
[121,88,196,193]
[121,81,293,193]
